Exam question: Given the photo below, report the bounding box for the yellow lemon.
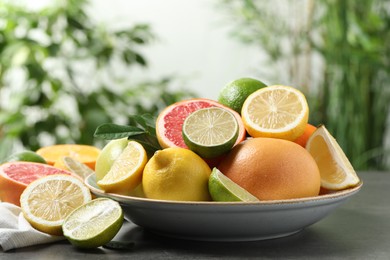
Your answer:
[20,174,92,235]
[97,141,148,195]
[142,148,211,201]
[241,85,309,141]
[305,125,360,190]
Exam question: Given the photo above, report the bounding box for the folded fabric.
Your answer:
[0,202,65,252]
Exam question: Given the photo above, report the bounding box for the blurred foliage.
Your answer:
[219,0,390,170]
[0,0,196,160]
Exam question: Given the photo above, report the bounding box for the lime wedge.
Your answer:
[62,156,95,180]
[208,168,259,202]
[62,198,124,249]
[182,107,239,158]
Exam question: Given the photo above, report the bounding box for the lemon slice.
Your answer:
[182,107,239,158]
[62,156,95,180]
[20,174,92,235]
[208,168,259,202]
[62,198,124,249]
[97,141,147,195]
[241,85,309,141]
[306,125,360,190]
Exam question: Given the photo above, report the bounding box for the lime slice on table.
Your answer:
[182,107,239,159]
[62,198,124,249]
[208,168,259,202]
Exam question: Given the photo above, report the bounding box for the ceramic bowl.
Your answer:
[85,173,362,241]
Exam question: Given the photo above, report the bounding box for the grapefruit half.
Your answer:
[0,162,72,206]
[156,98,246,149]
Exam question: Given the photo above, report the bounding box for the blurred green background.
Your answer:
[0,0,389,170]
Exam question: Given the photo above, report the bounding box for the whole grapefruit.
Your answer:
[218,138,321,200]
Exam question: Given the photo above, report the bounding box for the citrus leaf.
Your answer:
[94,123,145,140]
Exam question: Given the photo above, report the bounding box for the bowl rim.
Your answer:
[85,173,363,206]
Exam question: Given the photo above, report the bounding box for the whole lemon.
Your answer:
[142,148,211,201]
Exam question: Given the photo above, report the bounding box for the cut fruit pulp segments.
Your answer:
[157,99,246,149]
[163,101,215,148]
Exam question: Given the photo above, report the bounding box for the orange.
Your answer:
[218,138,321,200]
[0,162,72,206]
[294,123,317,147]
[36,144,101,170]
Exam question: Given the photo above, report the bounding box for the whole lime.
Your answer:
[3,150,47,164]
[218,78,267,114]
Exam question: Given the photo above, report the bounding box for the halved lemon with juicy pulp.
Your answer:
[97,141,147,195]
[20,174,92,235]
[305,125,360,190]
[241,85,309,141]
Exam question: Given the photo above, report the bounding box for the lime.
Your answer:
[182,107,239,159]
[3,150,47,164]
[218,77,267,114]
[95,138,130,180]
[208,167,259,202]
[62,198,124,249]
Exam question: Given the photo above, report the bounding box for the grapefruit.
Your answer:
[0,162,72,206]
[156,98,246,149]
[218,138,321,200]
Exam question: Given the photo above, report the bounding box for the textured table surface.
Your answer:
[1,171,389,260]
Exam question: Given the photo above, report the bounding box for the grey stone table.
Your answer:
[1,171,389,259]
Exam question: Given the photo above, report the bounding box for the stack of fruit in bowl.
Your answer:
[93,77,360,202]
[0,77,361,248]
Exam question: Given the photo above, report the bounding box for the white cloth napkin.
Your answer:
[0,202,65,251]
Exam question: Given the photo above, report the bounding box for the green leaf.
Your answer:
[94,123,145,140]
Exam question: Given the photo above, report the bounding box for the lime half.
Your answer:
[208,168,259,202]
[62,198,124,249]
[182,107,239,158]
